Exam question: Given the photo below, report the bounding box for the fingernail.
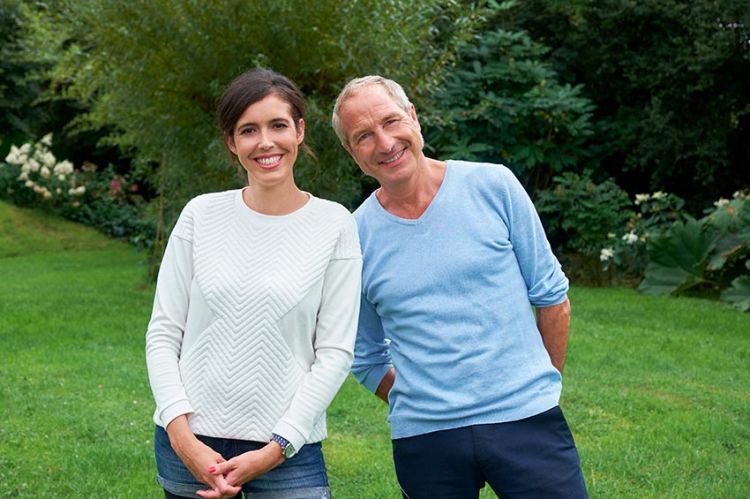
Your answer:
[207,466,216,473]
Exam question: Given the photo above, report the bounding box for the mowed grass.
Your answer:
[1,199,748,497]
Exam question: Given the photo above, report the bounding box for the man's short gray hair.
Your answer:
[331,75,413,145]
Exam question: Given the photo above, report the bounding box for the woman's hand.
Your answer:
[203,442,286,489]
[166,416,241,499]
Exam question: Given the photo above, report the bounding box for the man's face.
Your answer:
[338,84,423,188]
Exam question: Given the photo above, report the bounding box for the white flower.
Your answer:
[69,185,86,196]
[27,158,41,172]
[20,143,31,154]
[622,231,639,245]
[40,133,53,146]
[651,191,667,200]
[17,172,29,181]
[24,180,34,188]
[714,198,730,208]
[41,151,56,168]
[634,193,650,205]
[40,166,51,179]
[55,188,62,194]
[600,247,615,262]
[54,160,74,175]
[20,162,31,174]
[607,232,616,239]
[57,174,66,182]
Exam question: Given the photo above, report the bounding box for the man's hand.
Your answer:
[200,442,286,494]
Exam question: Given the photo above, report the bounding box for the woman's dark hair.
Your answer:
[217,68,315,160]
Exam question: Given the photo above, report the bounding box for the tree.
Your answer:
[425,26,595,191]
[498,0,750,209]
[19,0,483,226]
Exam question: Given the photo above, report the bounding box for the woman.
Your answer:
[146,68,362,499]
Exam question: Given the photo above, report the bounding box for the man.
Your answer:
[332,75,588,499]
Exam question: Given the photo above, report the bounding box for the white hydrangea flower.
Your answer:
[41,151,56,168]
[25,180,34,188]
[17,172,29,181]
[714,198,730,208]
[20,143,31,154]
[634,193,650,205]
[27,158,41,172]
[600,247,615,262]
[54,160,74,175]
[651,191,667,200]
[20,162,31,174]
[57,174,66,182]
[40,166,51,179]
[40,133,53,146]
[69,185,86,196]
[622,231,639,244]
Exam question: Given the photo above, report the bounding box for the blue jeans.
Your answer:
[154,426,330,499]
[392,406,588,499]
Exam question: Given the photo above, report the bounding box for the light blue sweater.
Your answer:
[352,160,569,440]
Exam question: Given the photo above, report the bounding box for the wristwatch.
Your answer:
[271,433,296,459]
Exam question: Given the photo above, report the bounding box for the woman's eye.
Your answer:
[239,127,255,135]
[273,122,289,129]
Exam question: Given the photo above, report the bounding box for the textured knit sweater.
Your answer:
[146,189,362,453]
[352,160,568,440]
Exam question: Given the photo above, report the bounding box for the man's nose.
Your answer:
[374,129,395,152]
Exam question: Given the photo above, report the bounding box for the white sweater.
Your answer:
[146,189,362,453]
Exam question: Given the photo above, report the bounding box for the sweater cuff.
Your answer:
[159,399,194,428]
[271,420,307,456]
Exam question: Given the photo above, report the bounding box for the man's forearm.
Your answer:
[536,298,571,373]
[375,368,396,403]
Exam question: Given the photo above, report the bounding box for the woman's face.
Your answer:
[226,93,304,188]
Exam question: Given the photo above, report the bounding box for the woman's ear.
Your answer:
[296,119,305,144]
[225,134,237,155]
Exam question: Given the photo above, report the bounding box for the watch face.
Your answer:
[283,443,296,458]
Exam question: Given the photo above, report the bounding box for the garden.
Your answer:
[1,1,749,497]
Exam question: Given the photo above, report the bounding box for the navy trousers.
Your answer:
[392,406,588,499]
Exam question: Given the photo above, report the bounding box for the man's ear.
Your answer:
[409,104,421,131]
[225,134,237,155]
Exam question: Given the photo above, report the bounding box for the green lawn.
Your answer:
[1,200,748,498]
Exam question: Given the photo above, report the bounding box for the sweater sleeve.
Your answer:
[502,169,569,307]
[145,204,196,427]
[272,214,362,452]
[351,294,393,393]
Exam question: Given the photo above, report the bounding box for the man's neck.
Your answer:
[377,158,446,219]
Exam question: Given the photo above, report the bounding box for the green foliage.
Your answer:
[604,191,686,279]
[639,192,750,310]
[498,0,750,207]
[535,171,631,256]
[18,0,483,226]
[427,27,594,190]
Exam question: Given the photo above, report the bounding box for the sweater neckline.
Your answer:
[234,188,314,222]
[371,161,452,226]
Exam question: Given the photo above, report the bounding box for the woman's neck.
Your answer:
[242,182,309,216]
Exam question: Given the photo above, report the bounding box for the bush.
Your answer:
[1,134,154,248]
[536,171,632,257]
[638,191,750,311]
[601,191,685,279]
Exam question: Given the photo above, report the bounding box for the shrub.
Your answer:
[536,171,632,257]
[638,191,750,311]
[601,191,685,279]
[1,134,154,248]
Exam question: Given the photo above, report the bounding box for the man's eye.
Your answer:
[357,132,372,143]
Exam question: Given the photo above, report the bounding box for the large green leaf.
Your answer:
[721,272,750,312]
[638,217,717,296]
